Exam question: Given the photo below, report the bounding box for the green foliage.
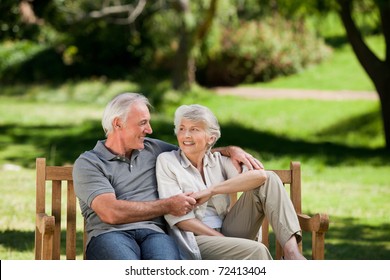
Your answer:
[0,40,68,83]
[197,17,332,86]
[0,0,40,40]
[0,40,44,74]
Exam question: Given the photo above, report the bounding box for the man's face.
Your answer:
[120,101,153,151]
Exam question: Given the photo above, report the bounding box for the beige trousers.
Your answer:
[196,171,302,260]
[195,235,273,260]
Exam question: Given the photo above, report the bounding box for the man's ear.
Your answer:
[113,117,122,129]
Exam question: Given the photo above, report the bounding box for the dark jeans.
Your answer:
[86,228,180,260]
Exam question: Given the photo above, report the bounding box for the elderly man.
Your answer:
[73,93,261,260]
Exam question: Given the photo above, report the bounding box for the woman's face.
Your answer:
[176,118,214,157]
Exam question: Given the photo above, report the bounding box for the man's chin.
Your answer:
[137,143,145,150]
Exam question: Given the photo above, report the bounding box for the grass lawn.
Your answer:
[250,35,384,91]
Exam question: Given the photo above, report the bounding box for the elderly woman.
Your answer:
[156,104,305,260]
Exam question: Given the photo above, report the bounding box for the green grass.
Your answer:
[250,35,384,91]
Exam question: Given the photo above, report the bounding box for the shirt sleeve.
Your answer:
[73,154,114,208]
[148,138,178,155]
[156,152,196,227]
[219,154,243,179]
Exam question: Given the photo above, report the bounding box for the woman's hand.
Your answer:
[226,146,264,172]
[191,189,212,206]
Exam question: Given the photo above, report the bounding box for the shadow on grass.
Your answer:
[323,216,390,260]
[0,229,84,259]
[217,122,389,166]
[265,215,390,260]
[324,35,350,49]
[0,121,103,167]
[1,112,389,167]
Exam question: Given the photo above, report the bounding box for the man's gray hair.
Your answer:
[102,93,151,136]
[174,104,221,149]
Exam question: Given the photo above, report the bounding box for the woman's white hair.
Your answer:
[102,92,151,136]
[174,104,221,149]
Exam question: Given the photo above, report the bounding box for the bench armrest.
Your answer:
[297,213,329,259]
[35,213,55,260]
[298,213,329,233]
[36,213,55,234]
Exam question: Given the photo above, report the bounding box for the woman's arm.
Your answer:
[176,218,224,236]
[191,169,267,205]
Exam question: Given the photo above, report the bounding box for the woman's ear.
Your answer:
[208,135,216,146]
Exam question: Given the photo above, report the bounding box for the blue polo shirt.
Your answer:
[73,138,177,246]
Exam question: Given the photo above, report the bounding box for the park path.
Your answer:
[212,87,378,100]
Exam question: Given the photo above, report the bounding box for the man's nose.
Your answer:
[146,123,153,134]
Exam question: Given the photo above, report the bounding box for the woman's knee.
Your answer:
[250,242,273,260]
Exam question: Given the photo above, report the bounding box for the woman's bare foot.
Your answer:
[283,236,307,260]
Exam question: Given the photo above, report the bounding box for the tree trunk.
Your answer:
[339,0,390,149]
[173,22,191,90]
[172,0,193,91]
[172,0,218,91]
[378,84,390,150]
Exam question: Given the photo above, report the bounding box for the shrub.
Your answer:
[197,17,332,86]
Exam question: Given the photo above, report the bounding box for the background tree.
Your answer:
[255,0,390,150]
[338,0,390,150]
[171,0,218,91]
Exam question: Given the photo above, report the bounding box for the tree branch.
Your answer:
[88,0,147,25]
[338,0,383,82]
[377,0,390,63]
[195,0,218,41]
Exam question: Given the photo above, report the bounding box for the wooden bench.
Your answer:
[35,157,329,260]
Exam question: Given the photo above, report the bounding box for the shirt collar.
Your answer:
[178,149,216,168]
[93,140,141,162]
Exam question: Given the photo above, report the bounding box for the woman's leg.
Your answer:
[222,171,302,252]
[195,235,272,260]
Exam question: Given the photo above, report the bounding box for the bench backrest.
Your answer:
[35,158,86,260]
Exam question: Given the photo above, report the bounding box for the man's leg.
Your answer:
[86,230,140,260]
[138,228,180,260]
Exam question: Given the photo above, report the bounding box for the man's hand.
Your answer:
[226,146,264,172]
[167,192,196,216]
